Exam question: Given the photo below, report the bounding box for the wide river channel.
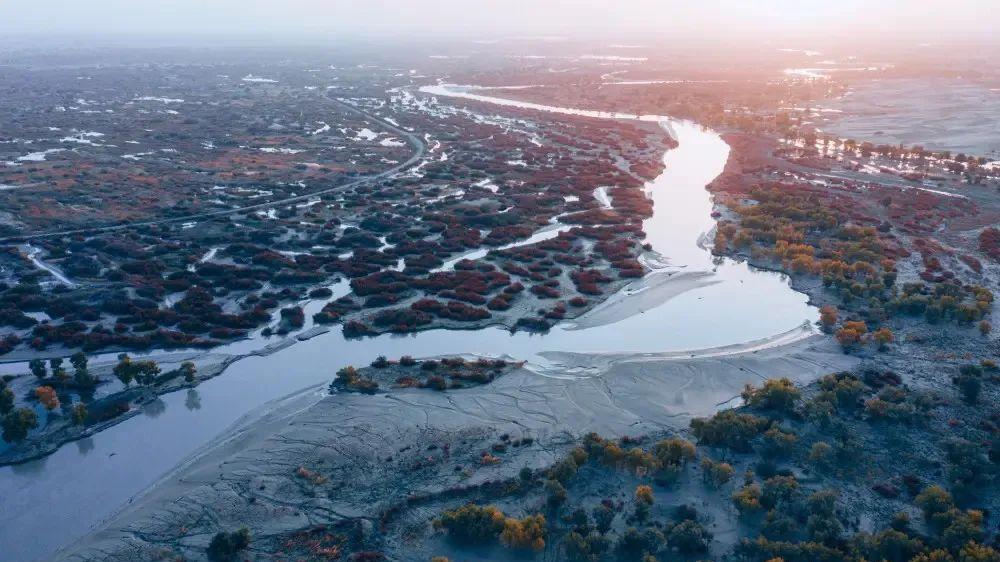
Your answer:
[0,84,817,562]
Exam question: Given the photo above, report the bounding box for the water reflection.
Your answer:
[9,454,46,476]
[184,389,202,411]
[141,398,167,419]
[75,437,94,457]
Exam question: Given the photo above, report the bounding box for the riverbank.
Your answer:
[55,335,857,561]
[0,354,235,466]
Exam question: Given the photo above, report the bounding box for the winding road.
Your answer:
[0,98,426,243]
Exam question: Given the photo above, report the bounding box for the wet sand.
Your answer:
[56,334,856,561]
[563,269,720,330]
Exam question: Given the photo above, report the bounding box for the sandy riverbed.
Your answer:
[563,269,720,330]
[56,333,856,561]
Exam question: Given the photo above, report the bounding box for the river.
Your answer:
[0,85,816,562]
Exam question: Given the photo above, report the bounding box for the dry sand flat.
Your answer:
[57,335,856,561]
[563,269,720,330]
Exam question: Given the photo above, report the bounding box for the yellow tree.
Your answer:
[635,485,654,505]
[819,305,838,330]
[34,386,60,411]
[872,327,894,350]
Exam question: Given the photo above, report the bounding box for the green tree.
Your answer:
[180,361,197,383]
[593,504,615,534]
[49,357,67,380]
[133,360,161,386]
[113,354,161,386]
[69,352,88,373]
[0,387,14,415]
[113,354,135,386]
[71,403,88,425]
[29,358,47,380]
[2,407,39,442]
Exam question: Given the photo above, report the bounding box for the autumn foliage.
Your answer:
[835,321,868,349]
[34,386,60,411]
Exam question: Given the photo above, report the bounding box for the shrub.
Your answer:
[624,447,658,475]
[733,484,763,513]
[207,528,250,561]
[809,442,833,468]
[582,433,627,466]
[332,366,378,394]
[499,514,547,551]
[743,378,801,412]
[279,305,305,328]
[593,504,615,534]
[958,542,999,561]
[760,426,798,458]
[545,479,567,508]
[736,536,850,562]
[818,372,866,408]
[701,458,735,487]
[666,520,712,553]
[616,527,665,559]
[806,491,842,543]
[761,475,800,509]
[851,529,924,562]
[309,287,334,299]
[548,447,588,483]
[691,410,769,451]
[953,365,983,404]
[335,366,359,384]
[763,508,798,541]
[634,485,654,505]
[915,486,954,518]
[434,504,505,544]
[935,509,985,550]
[343,320,374,337]
[872,327,894,350]
[651,437,696,466]
[836,320,868,350]
[563,531,609,562]
[424,375,448,391]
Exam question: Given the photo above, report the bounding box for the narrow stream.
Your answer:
[0,85,816,562]
[21,245,77,288]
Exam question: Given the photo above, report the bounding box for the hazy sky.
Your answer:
[1,0,997,41]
